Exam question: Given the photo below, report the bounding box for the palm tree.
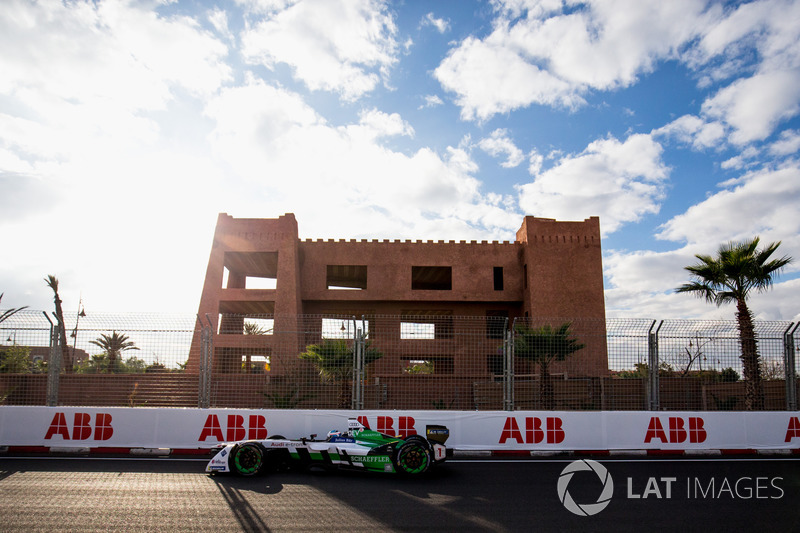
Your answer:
[44,275,72,373]
[514,322,585,410]
[90,331,139,373]
[299,339,382,408]
[676,237,792,410]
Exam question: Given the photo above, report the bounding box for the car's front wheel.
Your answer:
[393,441,432,475]
[231,442,264,476]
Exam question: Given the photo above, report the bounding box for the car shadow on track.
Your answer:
[211,476,283,532]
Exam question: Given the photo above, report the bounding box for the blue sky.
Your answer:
[1,0,798,321]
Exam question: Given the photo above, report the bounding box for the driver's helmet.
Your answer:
[327,430,343,440]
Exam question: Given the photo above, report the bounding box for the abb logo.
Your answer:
[199,414,270,442]
[644,417,706,444]
[499,417,565,444]
[355,416,418,438]
[785,417,800,442]
[44,412,113,441]
[198,414,420,442]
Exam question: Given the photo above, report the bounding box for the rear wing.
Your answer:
[426,425,449,445]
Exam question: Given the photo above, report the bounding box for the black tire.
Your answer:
[402,435,430,449]
[393,441,432,475]
[231,442,265,476]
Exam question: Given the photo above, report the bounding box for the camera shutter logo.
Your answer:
[557,459,614,516]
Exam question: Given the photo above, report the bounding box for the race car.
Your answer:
[205,418,449,476]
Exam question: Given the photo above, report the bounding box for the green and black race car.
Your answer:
[206,418,449,476]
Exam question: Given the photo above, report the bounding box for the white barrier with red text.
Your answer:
[1,407,799,451]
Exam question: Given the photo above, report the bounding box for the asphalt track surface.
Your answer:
[0,455,798,532]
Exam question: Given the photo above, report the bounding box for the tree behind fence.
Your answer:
[0,311,797,411]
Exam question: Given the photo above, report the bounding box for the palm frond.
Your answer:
[0,293,28,324]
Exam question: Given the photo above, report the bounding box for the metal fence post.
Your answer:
[44,312,61,407]
[198,315,213,409]
[647,320,662,411]
[504,318,514,411]
[785,323,798,411]
[351,316,365,410]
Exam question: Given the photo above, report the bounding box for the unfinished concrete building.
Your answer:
[189,213,608,392]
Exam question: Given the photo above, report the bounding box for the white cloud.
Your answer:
[421,12,449,34]
[0,0,230,105]
[655,72,800,153]
[604,243,800,321]
[517,133,668,234]
[208,7,234,42]
[528,150,544,175]
[720,146,760,170]
[203,78,521,239]
[446,138,480,175]
[344,108,415,141]
[234,0,296,14]
[419,94,444,109]
[769,130,800,156]
[478,129,525,168]
[689,0,800,73]
[436,0,800,148]
[605,222,800,321]
[435,0,714,121]
[603,160,800,317]
[702,70,800,145]
[434,34,584,121]
[656,164,800,250]
[605,147,800,321]
[687,0,800,145]
[0,0,234,312]
[240,0,399,101]
[653,115,726,151]
[0,0,231,171]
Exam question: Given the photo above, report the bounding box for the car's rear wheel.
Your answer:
[232,442,264,476]
[402,435,430,449]
[393,441,432,475]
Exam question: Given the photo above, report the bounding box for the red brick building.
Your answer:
[190,213,608,379]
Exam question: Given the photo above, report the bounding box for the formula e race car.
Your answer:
[206,418,449,476]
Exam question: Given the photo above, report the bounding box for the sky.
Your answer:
[1,0,799,323]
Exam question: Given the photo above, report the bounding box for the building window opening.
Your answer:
[411,266,452,290]
[493,267,504,291]
[321,318,369,339]
[401,322,435,339]
[403,359,435,374]
[401,312,454,339]
[242,354,270,373]
[223,251,279,289]
[222,267,230,289]
[244,318,274,335]
[246,276,277,289]
[219,312,274,335]
[402,357,453,374]
[326,265,367,290]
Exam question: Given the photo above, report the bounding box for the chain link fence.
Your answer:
[1,311,797,411]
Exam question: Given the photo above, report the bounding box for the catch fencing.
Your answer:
[0,311,797,411]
